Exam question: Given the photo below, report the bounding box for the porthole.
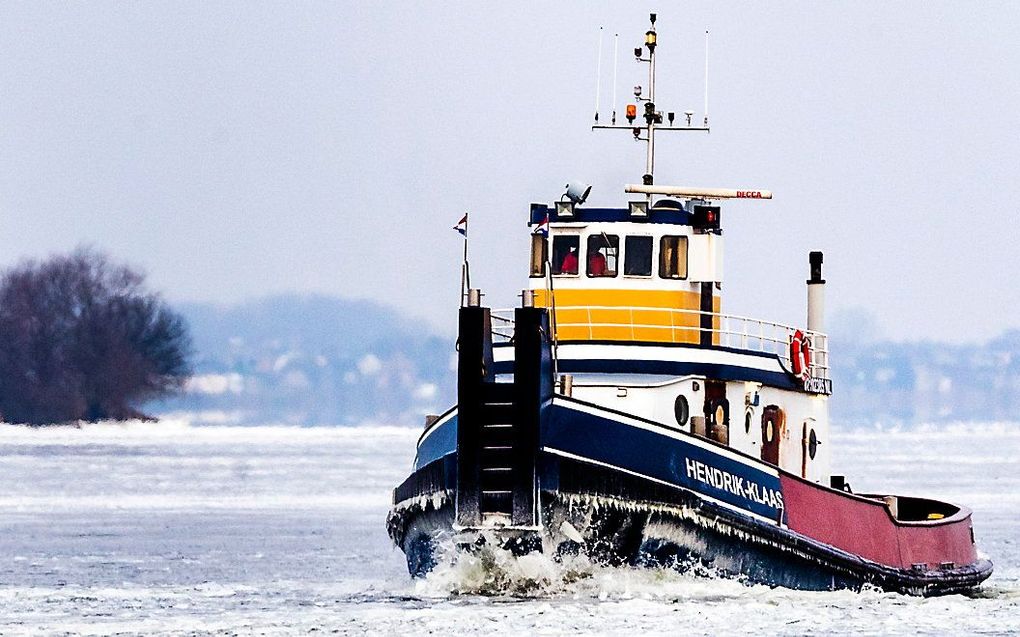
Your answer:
[744,408,753,434]
[674,395,689,428]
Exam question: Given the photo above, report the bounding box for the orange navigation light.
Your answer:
[645,30,657,49]
[626,104,637,124]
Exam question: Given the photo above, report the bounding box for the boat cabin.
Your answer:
[526,200,722,345]
[486,196,834,485]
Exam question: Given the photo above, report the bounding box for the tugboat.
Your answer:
[387,14,992,596]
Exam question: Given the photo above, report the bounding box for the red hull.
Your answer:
[782,474,978,571]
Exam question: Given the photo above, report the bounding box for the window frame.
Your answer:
[585,233,619,279]
[623,234,654,278]
[551,234,581,277]
[529,234,548,278]
[659,235,689,280]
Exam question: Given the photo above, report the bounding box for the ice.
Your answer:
[0,421,1017,635]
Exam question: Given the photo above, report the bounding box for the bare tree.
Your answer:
[0,248,192,424]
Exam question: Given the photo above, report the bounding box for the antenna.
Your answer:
[591,13,711,201]
[704,30,710,128]
[611,33,619,125]
[594,27,603,124]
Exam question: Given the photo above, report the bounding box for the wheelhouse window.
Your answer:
[586,234,618,277]
[551,235,580,275]
[624,235,653,276]
[659,235,689,279]
[529,234,547,277]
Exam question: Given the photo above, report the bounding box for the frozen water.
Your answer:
[0,421,1017,635]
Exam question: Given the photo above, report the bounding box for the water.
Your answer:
[0,421,1016,635]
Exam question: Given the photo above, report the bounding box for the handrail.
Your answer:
[490,305,830,381]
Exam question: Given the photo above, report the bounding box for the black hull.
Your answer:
[387,456,993,597]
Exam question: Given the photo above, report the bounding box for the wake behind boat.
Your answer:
[386,13,992,596]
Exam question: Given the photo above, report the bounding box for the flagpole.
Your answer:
[458,213,470,307]
[535,214,559,377]
[464,213,470,294]
[546,245,559,378]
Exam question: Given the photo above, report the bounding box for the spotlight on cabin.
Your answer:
[555,200,575,218]
[564,181,592,205]
[629,201,649,218]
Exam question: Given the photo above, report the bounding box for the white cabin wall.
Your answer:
[687,234,724,283]
[809,394,831,484]
[565,376,830,485]
[726,381,761,459]
[752,385,830,483]
[570,384,678,428]
[570,380,697,434]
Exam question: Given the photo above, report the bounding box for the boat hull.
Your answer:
[388,398,992,596]
[388,450,993,596]
[388,306,992,596]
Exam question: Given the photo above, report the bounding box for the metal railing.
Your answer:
[491,313,515,342]
[491,306,830,381]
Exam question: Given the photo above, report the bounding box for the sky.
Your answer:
[1,2,1018,342]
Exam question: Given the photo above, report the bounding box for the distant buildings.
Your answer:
[154,296,1020,427]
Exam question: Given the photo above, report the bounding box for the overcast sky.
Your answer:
[1,2,1018,342]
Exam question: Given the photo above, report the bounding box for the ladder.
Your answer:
[477,383,516,523]
[455,303,550,529]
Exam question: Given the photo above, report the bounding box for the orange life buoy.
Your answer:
[790,330,812,382]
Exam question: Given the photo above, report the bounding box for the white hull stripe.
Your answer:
[493,342,784,374]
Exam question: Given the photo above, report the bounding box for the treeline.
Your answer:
[0,248,192,425]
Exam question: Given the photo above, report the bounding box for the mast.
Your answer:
[592,13,710,204]
[645,16,656,189]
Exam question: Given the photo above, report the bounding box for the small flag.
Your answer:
[532,213,549,237]
[453,214,468,236]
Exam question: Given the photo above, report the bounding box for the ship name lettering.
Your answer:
[683,457,782,511]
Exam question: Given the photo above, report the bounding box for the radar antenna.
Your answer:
[592,13,710,203]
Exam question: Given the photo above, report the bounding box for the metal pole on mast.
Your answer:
[594,27,603,123]
[611,33,619,125]
[704,30,710,128]
[645,15,657,204]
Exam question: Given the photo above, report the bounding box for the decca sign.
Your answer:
[736,191,766,199]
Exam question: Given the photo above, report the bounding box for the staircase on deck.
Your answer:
[477,383,516,522]
[455,304,551,529]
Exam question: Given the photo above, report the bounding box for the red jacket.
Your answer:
[561,251,578,274]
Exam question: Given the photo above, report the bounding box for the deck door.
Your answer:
[760,405,783,465]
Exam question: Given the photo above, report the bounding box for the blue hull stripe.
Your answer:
[543,403,786,522]
[415,414,457,470]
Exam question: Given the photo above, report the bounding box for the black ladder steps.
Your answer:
[476,383,516,518]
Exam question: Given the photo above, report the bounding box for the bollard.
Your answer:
[467,288,482,307]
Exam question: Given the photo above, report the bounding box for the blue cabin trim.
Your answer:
[530,203,691,226]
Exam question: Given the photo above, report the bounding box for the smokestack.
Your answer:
[807,252,824,333]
